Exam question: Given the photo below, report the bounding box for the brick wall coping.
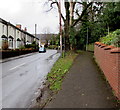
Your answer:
[104,46,115,50]
[95,42,103,46]
[110,48,120,53]
[95,42,120,53]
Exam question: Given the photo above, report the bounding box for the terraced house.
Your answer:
[0,18,39,49]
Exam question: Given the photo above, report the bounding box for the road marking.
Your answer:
[9,63,26,71]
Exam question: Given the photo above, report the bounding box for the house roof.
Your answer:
[0,18,39,40]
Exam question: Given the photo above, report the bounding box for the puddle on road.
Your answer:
[19,71,28,76]
[46,53,60,62]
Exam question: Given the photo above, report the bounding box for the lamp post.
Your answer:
[59,0,62,53]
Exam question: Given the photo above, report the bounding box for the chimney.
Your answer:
[24,27,27,32]
[16,24,21,29]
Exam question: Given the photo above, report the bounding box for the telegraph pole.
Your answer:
[35,24,37,45]
[59,0,62,53]
[35,24,37,38]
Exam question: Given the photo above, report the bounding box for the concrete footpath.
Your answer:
[45,51,120,108]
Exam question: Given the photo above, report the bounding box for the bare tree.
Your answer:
[42,27,52,46]
[47,0,101,50]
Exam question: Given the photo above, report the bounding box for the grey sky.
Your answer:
[0,0,59,34]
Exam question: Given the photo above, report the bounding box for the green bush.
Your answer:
[86,43,94,52]
[1,48,38,59]
[25,41,39,49]
[48,45,58,49]
[100,29,120,47]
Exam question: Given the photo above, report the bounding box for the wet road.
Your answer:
[0,50,60,108]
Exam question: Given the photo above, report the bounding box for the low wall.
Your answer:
[94,42,120,100]
[0,48,38,59]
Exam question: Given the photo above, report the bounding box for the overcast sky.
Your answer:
[0,0,60,34]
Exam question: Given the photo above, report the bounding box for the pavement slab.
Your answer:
[45,51,120,108]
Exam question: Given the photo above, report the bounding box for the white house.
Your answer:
[0,18,39,49]
[8,25,16,49]
[0,19,8,49]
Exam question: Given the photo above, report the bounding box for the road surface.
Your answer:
[0,50,60,108]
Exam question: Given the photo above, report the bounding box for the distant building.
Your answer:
[35,34,57,46]
[0,18,39,49]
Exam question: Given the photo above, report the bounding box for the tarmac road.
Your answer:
[0,50,60,108]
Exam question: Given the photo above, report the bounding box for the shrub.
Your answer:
[1,48,38,59]
[100,29,120,47]
[25,41,39,50]
[48,45,58,49]
[2,42,9,50]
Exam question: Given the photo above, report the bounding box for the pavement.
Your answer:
[45,51,120,108]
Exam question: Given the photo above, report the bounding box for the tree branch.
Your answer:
[72,2,93,27]
[56,2,65,23]
[50,1,65,23]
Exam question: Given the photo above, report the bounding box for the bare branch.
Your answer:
[56,2,66,23]
[46,7,54,12]
[50,2,57,7]
[50,1,65,23]
[75,9,80,17]
[72,2,93,27]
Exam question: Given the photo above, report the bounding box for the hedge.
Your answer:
[0,48,38,59]
[100,29,120,47]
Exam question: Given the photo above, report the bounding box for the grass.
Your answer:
[47,51,78,93]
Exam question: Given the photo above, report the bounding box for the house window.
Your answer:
[17,38,21,48]
[2,35,7,42]
[9,36,14,49]
[2,25,4,33]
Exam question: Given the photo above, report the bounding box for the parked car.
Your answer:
[39,46,46,53]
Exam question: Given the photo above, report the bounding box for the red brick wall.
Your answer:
[94,42,120,100]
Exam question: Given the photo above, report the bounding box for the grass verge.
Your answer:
[47,51,78,93]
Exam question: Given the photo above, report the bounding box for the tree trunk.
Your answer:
[70,1,76,25]
[64,2,70,50]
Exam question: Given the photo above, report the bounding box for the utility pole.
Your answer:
[86,27,88,51]
[59,0,62,53]
[35,24,37,45]
[35,24,37,38]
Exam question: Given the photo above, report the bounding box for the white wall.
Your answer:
[16,29,21,48]
[0,19,38,49]
[0,22,2,49]
[0,22,8,49]
[8,25,16,49]
[0,22,3,38]
[21,32,25,47]
[26,34,32,44]
[8,26,14,38]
